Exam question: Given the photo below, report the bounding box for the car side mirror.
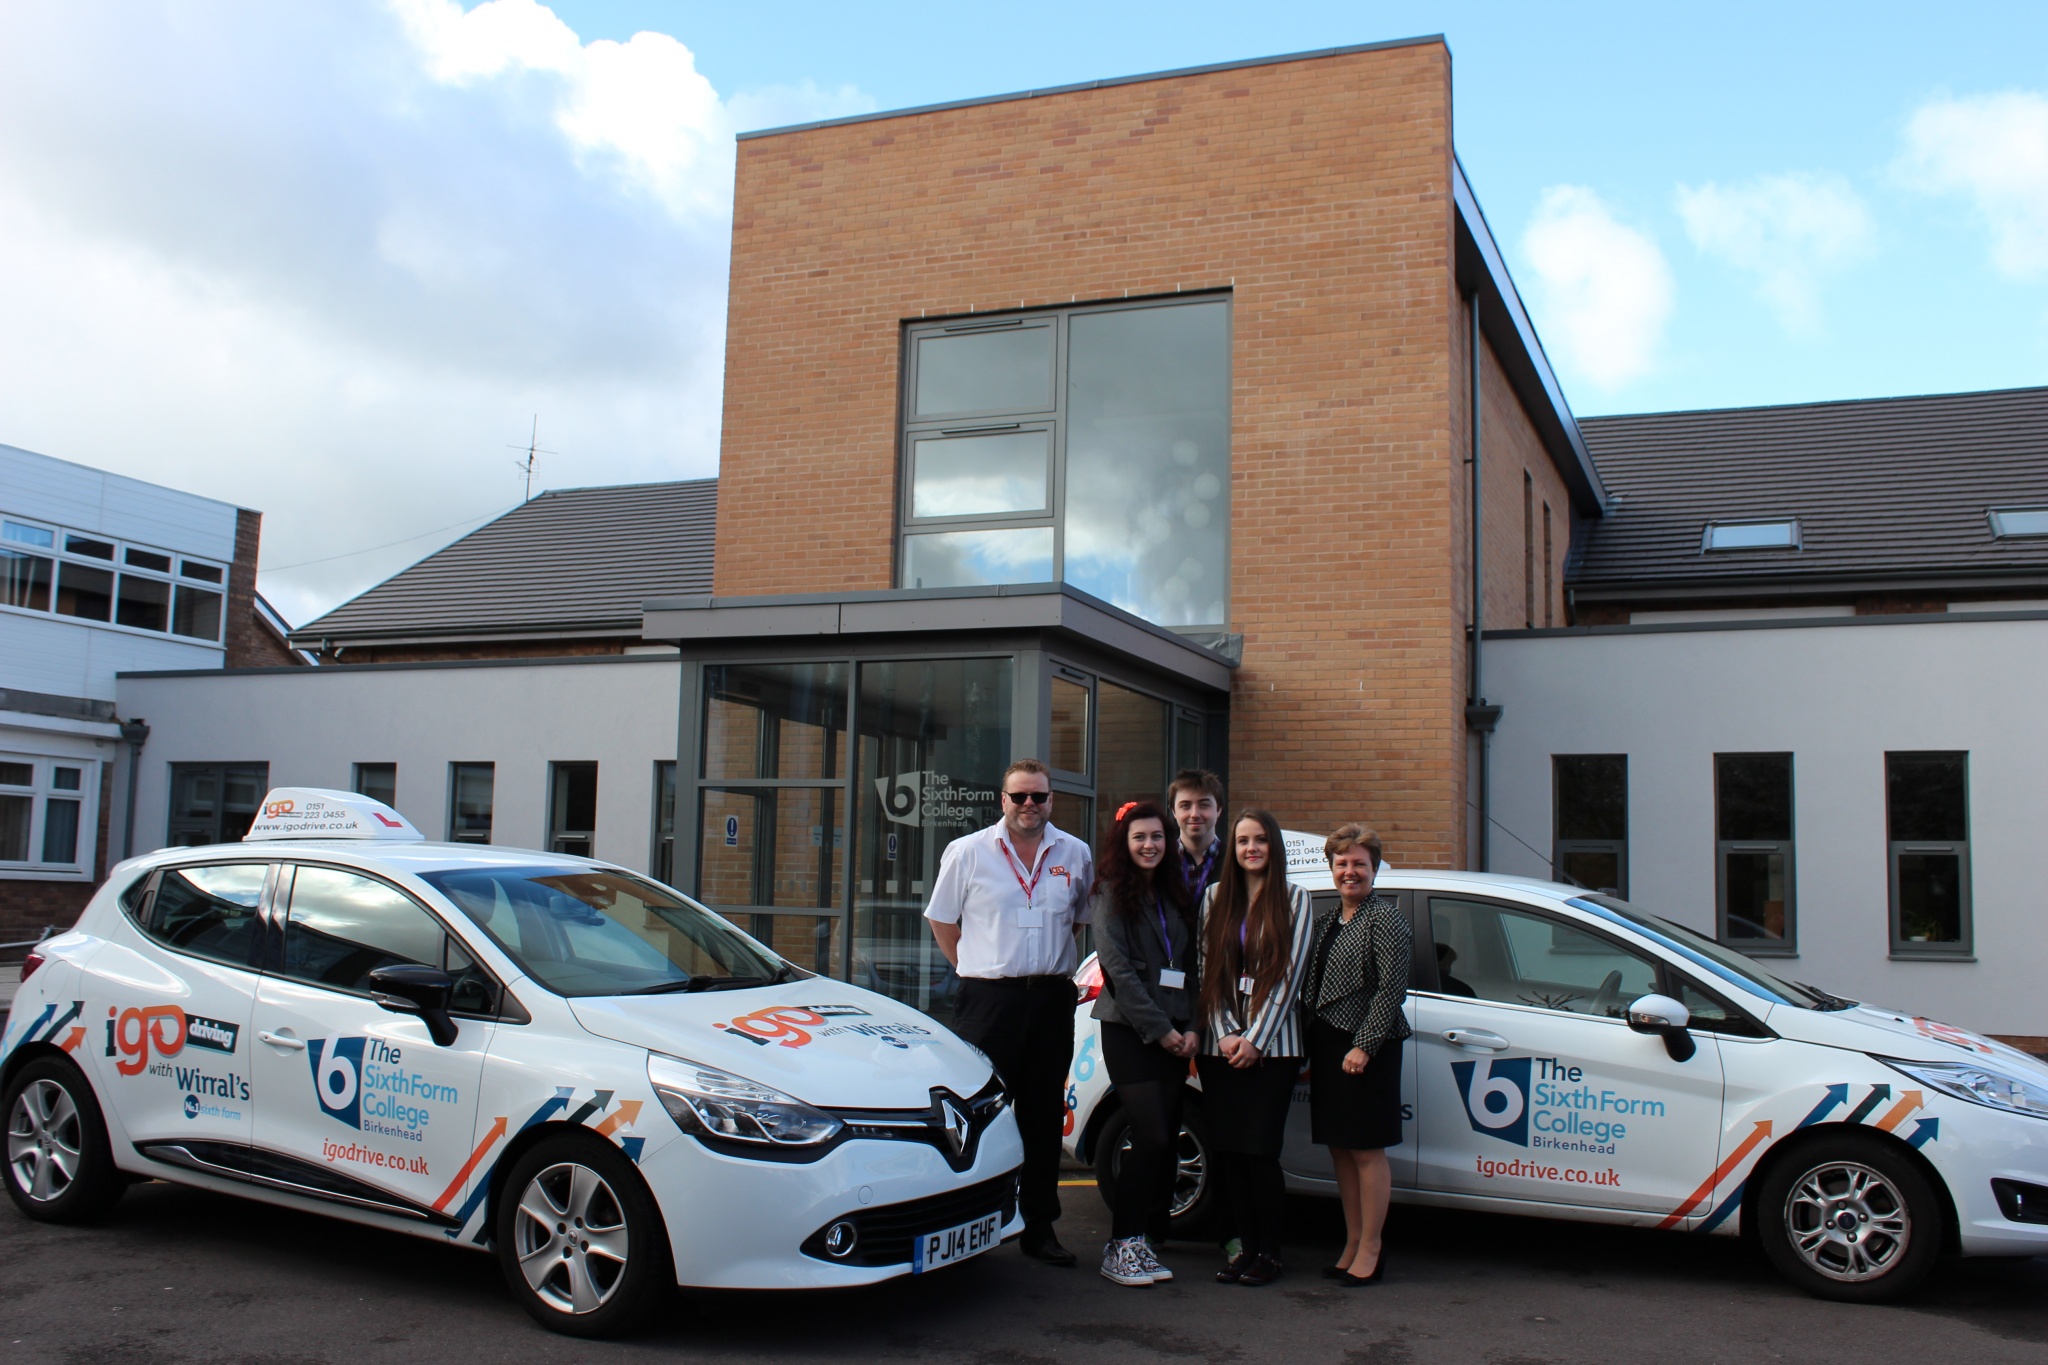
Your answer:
[1626,992,1695,1062]
[369,964,459,1047]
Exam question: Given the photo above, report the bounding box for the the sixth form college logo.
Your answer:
[1452,1056,1532,1146]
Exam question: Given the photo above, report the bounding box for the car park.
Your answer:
[1065,834,2048,1301]
[2,789,1021,1337]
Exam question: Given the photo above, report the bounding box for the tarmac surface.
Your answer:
[4,1172,2047,1365]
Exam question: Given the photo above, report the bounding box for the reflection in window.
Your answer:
[281,865,447,992]
[901,526,1054,589]
[1430,897,1658,1018]
[448,763,495,843]
[168,763,267,846]
[1716,753,1794,951]
[3,550,52,611]
[549,762,598,858]
[173,585,223,640]
[352,762,397,808]
[1093,680,1170,851]
[909,429,1050,519]
[116,574,169,631]
[654,761,677,886]
[1887,751,1970,953]
[698,786,843,910]
[702,662,847,780]
[913,324,1054,417]
[1050,676,1090,774]
[1553,754,1627,896]
[145,863,268,965]
[56,562,113,621]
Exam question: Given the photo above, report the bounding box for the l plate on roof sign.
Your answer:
[243,787,424,842]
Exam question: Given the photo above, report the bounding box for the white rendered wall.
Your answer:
[1,443,238,562]
[1485,614,2048,1037]
[115,657,681,872]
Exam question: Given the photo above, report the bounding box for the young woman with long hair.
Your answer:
[1087,800,1200,1286]
[1195,807,1315,1286]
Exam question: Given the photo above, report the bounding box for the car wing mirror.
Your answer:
[1626,992,1696,1063]
[368,964,459,1047]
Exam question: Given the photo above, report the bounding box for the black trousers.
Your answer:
[1100,1021,1189,1241]
[952,976,1077,1232]
[1195,1054,1299,1257]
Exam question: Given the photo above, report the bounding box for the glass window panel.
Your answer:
[1722,850,1788,941]
[854,657,1012,1024]
[1063,301,1232,627]
[1559,848,1622,896]
[1093,680,1167,848]
[702,663,848,780]
[124,548,172,572]
[909,430,1050,518]
[654,761,677,886]
[1556,755,1627,840]
[1705,521,1798,551]
[116,574,170,631]
[449,763,495,843]
[65,535,115,560]
[2,550,52,611]
[913,326,1054,417]
[0,793,28,860]
[40,798,80,863]
[1050,676,1090,774]
[172,585,224,640]
[1430,897,1659,1019]
[352,763,396,807]
[167,763,266,846]
[901,526,1053,589]
[1887,752,1967,841]
[179,560,225,583]
[1049,792,1094,849]
[281,865,447,992]
[1989,507,2048,538]
[549,762,598,857]
[0,762,30,787]
[698,786,844,910]
[52,766,81,791]
[1896,852,1964,944]
[55,562,113,621]
[1717,753,1793,841]
[3,521,55,549]
[146,863,268,964]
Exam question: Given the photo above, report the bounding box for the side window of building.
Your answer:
[140,863,270,967]
[1715,753,1795,955]
[0,755,94,871]
[1553,754,1627,896]
[1886,751,1971,957]
[448,762,494,843]
[653,760,676,885]
[549,761,597,857]
[0,516,225,641]
[167,763,268,846]
[352,762,396,807]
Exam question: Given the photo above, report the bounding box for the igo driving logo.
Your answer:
[308,1037,457,1143]
[1452,1056,1531,1145]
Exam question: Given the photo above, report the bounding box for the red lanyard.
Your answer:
[997,838,1047,907]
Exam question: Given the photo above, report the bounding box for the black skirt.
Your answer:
[1101,1020,1192,1086]
[1308,1017,1404,1150]
[1195,1053,1301,1156]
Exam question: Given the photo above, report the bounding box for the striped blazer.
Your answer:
[1196,880,1316,1060]
[1304,894,1414,1056]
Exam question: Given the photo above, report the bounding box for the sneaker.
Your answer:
[1136,1239,1173,1282]
[1099,1237,1153,1287]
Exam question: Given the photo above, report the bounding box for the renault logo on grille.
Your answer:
[939,1096,970,1156]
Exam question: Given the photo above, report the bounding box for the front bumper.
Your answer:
[1925,1103,2048,1257]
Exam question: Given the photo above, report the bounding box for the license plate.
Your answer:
[911,1210,1001,1273]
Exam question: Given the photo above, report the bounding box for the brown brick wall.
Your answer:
[716,42,1548,871]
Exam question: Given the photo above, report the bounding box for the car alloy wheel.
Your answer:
[1783,1159,1910,1282]
[513,1161,631,1315]
[7,1078,82,1203]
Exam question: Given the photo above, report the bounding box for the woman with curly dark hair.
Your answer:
[1088,800,1200,1286]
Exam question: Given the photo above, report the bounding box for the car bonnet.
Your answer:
[1766,1000,2048,1078]
[566,980,994,1109]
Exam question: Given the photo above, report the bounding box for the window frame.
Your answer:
[1885,750,1973,959]
[1701,518,1802,553]
[0,510,228,643]
[1714,751,1797,957]
[1551,753,1628,898]
[547,761,599,858]
[447,762,496,844]
[0,752,99,878]
[896,294,1233,627]
[351,762,397,808]
[165,761,268,848]
[123,862,278,971]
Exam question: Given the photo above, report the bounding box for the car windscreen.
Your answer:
[1568,893,1837,1010]
[418,866,785,998]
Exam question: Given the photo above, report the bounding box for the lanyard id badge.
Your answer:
[1158,968,1187,990]
[1000,839,1046,927]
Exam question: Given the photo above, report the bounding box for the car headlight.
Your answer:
[1882,1056,2048,1122]
[646,1053,843,1147]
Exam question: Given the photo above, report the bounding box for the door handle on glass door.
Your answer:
[1440,1028,1509,1051]
[258,1030,306,1050]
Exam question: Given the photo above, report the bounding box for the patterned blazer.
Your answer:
[1304,894,1414,1056]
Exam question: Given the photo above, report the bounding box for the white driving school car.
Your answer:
[2,789,1021,1337]
[1065,835,2048,1301]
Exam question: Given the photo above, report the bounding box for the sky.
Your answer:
[3,1,2048,626]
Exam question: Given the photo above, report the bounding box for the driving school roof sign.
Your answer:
[243,788,425,842]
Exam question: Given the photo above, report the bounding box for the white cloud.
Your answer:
[1897,91,2048,280]
[1520,185,1675,391]
[1675,173,1873,333]
[0,1,873,626]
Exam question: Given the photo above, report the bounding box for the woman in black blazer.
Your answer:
[1303,823,1412,1286]
[1088,800,1200,1286]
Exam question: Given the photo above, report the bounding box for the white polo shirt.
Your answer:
[923,819,1095,980]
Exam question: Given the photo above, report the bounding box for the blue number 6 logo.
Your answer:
[1072,1035,1097,1083]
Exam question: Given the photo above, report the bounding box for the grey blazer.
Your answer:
[1088,885,1198,1045]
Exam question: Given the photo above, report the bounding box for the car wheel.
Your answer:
[494,1134,672,1337]
[3,1056,125,1222]
[1092,1098,1216,1236]
[1755,1131,1944,1303]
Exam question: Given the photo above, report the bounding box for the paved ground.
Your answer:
[4,1174,2046,1365]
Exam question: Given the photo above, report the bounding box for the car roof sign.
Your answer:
[243,787,425,842]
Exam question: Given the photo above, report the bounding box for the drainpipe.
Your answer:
[119,718,150,862]
[1464,292,1502,869]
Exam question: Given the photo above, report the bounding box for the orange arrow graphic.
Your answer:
[433,1115,508,1212]
[594,1100,643,1137]
[1873,1090,1926,1133]
[1657,1119,1774,1230]
[57,1026,86,1053]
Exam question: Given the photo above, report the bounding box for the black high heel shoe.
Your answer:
[1340,1247,1386,1287]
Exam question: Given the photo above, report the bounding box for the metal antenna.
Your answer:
[508,416,556,501]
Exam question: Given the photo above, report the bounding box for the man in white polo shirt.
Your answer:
[926,757,1094,1267]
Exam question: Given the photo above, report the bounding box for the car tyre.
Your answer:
[3,1055,126,1223]
[1092,1096,1216,1236]
[1754,1131,1944,1303]
[494,1133,673,1338]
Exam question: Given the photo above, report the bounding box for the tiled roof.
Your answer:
[1572,386,2048,593]
[291,480,715,645]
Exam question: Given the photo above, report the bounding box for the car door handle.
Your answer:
[1440,1028,1510,1052]
[258,1030,306,1051]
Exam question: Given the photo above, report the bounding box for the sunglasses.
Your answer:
[1003,790,1051,805]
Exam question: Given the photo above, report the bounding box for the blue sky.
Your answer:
[1,1,2045,623]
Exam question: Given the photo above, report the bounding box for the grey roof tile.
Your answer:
[291,479,715,643]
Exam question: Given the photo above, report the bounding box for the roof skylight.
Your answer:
[1988,507,2048,539]
[1703,519,1800,552]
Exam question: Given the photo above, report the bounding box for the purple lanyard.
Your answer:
[1155,893,1175,967]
